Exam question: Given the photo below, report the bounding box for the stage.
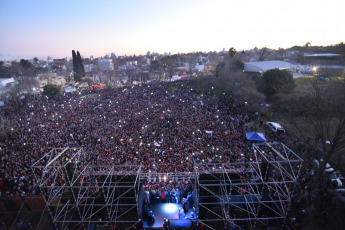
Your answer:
[143,203,196,229]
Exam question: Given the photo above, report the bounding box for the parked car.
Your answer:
[324,163,343,187]
[265,122,285,134]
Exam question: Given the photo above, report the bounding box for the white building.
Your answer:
[195,63,204,71]
[84,64,94,72]
[126,61,137,66]
[244,61,295,74]
[97,58,114,71]
[0,78,15,87]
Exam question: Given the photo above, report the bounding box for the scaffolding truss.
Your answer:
[31,142,302,230]
[31,147,141,230]
[195,142,303,230]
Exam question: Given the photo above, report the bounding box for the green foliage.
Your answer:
[256,69,295,98]
[42,84,61,97]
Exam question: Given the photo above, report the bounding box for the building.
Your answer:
[84,64,94,72]
[0,78,15,87]
[195,63,204,71]
[244,61,295,74]
[97,58,114,71]
[126,61,137,66]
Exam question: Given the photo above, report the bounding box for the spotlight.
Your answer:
[163,203,178,214]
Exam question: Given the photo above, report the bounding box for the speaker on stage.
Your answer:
[168,219,195,229]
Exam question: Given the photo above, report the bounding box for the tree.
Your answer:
[150,60,160,71]
[8,86,28,113]
[20,59,33,69]
[296,77,345,228]
[230,60,244,71]
[256,69,295,98]
[42,84,61,97]
[20,77,39,93]
[72,50,85,81]
[19,59,38,77]
[77,51,85,77]
[228,47,237,58]
[215,62,225,77]
[255,47,272,61]
[304,42,311,47]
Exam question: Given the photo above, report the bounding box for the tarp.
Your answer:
[64,87,76,92]
[245,131,266,142]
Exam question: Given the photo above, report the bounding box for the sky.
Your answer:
[0,0,344,60]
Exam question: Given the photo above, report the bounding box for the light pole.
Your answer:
[32,88,36,100]
[312,66,318,77]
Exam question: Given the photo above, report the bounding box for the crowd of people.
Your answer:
[1,80,331,228]
[0,82,250,197]
[143,179,194,205]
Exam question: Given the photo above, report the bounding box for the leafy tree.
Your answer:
[20,59,33,69]
[256,69,295,98]
[150,60,160,71]
[42,84,61,97]
[228,47,237,58]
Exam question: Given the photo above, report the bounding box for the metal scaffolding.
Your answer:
[195,142,303,230]
[31,142,302,230]
[31,147,141,230]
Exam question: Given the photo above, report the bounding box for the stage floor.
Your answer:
[143,203,195,228]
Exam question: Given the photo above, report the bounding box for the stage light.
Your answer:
[163,203,178,214]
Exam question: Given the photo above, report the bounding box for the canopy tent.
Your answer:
[245,132,266,142]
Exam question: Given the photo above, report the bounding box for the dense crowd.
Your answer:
[0,82,251,197]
